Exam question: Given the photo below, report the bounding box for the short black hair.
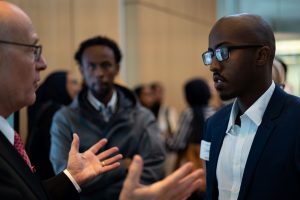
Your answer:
[74,36,122,65]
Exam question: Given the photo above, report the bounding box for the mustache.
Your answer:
[213,72,226,82]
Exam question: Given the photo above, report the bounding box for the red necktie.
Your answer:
[14,132,35,173]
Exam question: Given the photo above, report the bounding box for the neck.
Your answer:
[95,90,114,106]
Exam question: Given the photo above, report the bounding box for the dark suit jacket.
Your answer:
[203,86,300,200]
[0,131,79,200]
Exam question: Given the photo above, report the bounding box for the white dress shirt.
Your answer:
[0,115,15,144]
[216,82,275,200]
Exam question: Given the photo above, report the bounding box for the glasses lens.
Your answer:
[34,46,42,61]
[202,51,213,65]
[215,47,229,62]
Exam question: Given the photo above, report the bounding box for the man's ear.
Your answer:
[256,46,271,66]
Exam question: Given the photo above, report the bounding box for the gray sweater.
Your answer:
[50,85,166,200]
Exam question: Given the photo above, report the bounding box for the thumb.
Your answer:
[70,133,80,155]
[125,155,143,186]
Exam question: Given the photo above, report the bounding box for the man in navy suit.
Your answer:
[201,14,300,199]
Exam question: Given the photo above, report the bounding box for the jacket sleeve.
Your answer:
[43,172,79,200]
[49,109,73,174]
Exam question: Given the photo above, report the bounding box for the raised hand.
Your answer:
[120,155,205,200]
[67,133,123,185]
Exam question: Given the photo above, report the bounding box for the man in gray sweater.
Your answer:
[50,36,166,200]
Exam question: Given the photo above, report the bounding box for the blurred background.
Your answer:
[7,0,300,138]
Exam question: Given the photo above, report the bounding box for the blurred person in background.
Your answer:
[50,36,166,200]
[150,82,178,142]
[167,78,214,199]
[26,70,81,179]
[272,57,294,94]
[134,84,155,110]
[150,82,179,175]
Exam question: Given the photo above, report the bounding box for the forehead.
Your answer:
[82,45,115,61]
[208,17,258,48]
[1,5,37,43]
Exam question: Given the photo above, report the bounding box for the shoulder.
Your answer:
[135,106,156,122]
[207,103,232,123]
[270,87,300,115]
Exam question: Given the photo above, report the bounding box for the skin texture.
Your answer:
[208,14,275,110]
[0,1,122,187]
[80,45,119,105]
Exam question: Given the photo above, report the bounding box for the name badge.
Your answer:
[200,140,211,161]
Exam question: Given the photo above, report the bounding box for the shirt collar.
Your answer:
[226,81,276,133]
[87,90,117,113]
[0,115,15,144]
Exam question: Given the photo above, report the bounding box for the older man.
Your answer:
[0,1,120,199]
[0,1,203,200]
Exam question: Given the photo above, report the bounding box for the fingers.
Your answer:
[178,169,203,196]
[89,138,108,154]
[124,155,144,186]
[158,163,204,200]
[101,160,122,173]
[171,169,204,200]
[70,133,80,155]
[162,162,193,186]
[98,146,119,161]
[119,155,144,200]
[101,153,123,166]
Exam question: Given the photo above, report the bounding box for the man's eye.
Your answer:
[101,62,112,69]
[33,48,38,55]
[88,63,97,69]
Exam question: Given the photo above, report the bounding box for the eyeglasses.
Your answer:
[202,45,263,65]
[0,40,42,61]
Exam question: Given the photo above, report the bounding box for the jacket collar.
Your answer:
[0,132,48,199]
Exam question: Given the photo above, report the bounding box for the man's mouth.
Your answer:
[213,73,226,90]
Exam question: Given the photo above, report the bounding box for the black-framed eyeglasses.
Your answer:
[0,40,42,61]
[202,45,263,65]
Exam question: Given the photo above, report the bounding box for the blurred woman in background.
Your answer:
[26,70,81,179]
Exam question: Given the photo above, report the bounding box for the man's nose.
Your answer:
[94,65,105,76]
[36,55,47,71]
[209,57,221,72]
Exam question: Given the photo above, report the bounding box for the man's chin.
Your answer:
[28,94,37,106]
[219,92,235,101]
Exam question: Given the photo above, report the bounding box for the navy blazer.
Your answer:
[0,131,79,200]
[203,86,300,200]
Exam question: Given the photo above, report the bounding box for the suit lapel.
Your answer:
[238,87,286,199]
[0,132,48,200]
